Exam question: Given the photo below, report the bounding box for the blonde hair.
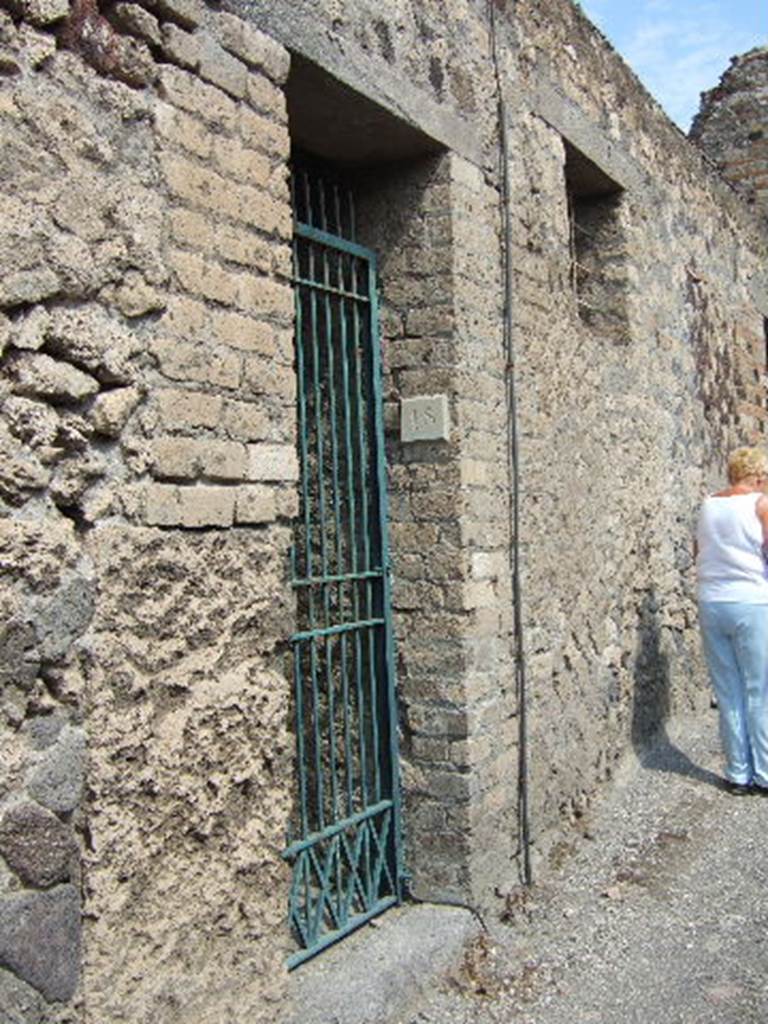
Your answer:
[727,446,768,484]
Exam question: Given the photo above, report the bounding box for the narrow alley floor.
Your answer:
[407,711,768,1024]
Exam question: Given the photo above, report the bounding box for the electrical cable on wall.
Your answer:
[488,0,533,888]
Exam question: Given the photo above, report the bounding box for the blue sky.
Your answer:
[575,0,766,131]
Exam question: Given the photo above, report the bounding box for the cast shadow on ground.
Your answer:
[630,591,722,791]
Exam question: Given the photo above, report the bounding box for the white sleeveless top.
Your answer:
[697,492,768,603]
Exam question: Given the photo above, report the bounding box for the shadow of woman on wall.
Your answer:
[630,590,722,790]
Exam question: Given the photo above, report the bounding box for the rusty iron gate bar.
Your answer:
[283,164,403,968]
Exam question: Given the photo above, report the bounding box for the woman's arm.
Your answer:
[757,494,768,552]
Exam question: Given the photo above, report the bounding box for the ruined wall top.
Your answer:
[690,46,768,218]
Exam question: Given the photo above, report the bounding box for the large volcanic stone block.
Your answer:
[0,967,46,1024]
[0,885,80,1001]
[0,802,75,888]
[27,725,85,814]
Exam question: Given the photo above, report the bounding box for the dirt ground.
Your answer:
[408,712,768,1024]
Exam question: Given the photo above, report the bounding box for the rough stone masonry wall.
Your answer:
[691,47,768,222]
[0,1,295,1021]
[4,0,768,1011]
[508,0,768,865]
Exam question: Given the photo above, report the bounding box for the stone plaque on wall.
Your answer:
[400,394,450,443]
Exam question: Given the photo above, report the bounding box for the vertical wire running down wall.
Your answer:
[284,164,403,967]
[488,0,534,887]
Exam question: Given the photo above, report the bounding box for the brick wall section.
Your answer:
[691,48,768,221]
[357,152,515,906]
[357,156,478,900]
[145,4,297,530]
[448,154,517,898]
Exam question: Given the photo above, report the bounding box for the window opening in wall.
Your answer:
[284,155,403,968]
[564,142,629,340]
[291,155,356,240]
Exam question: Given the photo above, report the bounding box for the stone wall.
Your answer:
[256,0,768,897]
[1,520,87,1023]
[691,47,768,221]
[0,1,295,1020]
[509,0,768,860]
[3,0,768,1015]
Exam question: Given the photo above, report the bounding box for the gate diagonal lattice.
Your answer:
[283,163,404,968]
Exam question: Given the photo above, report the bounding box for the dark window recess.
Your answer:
[564,142,629,340]
[290,152,356,240]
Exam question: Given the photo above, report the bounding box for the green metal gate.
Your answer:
[284,163,403,968]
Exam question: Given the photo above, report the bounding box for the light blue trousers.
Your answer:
[699,601,768,787]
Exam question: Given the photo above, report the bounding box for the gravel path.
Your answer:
[406,713,768,1024]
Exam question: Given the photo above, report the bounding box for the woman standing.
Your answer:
[696,446,768,794]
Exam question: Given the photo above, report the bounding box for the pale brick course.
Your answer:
[177,484,236,526]
[212,136,271,186]
[112,3,162,47]
[198,438,248,480]
[214,223,273,272]
[168,249,240,306]
[236,184,292,238]
[212,12,291,84]
[234,483,277,523]
[149,436,250,487]
[246,74,287,119]
[237,274,293,317]
[169,208,215,250]
[161,153,229,212]
[152,0,205,30]
[212,311,279,355]
[198,37,249,99]
[242,355,296,401]
[160,296,209,340]
[158,66,238,130]
[144,482,182,525]
[154,338,242,389]
[144,482,236,526]
[156,388,223,430]
[248,443,299,482]
[222,398,271,441]
[160,23,202,70]
[275,488,299,519]
[237,106,290,159]
[155,102,212,159]
[150,436,200,478]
